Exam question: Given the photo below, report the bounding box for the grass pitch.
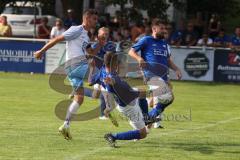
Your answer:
[0,72,240,160]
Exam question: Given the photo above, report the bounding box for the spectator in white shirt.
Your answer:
[197,32,213,47]
[50,18,65,39]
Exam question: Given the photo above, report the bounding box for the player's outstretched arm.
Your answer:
[34,35,65,59]
[128,48,146,68]
[168,56,182,80]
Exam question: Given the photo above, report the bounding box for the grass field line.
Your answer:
[66,117,240,160]
[155,116,240,136]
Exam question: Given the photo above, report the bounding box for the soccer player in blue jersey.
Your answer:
[128,19,182,128]
[90,52,151,147]
[34,9,106,140]
[88,27,117,120]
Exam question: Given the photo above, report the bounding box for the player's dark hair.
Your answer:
[151,18,166,27]
[104,52,118,68]
[83,9,98,17]
[219,28,225,32]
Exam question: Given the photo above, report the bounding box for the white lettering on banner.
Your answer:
[0,49,43,63]
[185,64,208,69]
[0,49,33,58]
[217,65,240,71]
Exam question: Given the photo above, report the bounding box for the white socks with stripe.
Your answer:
[64,100,80,128]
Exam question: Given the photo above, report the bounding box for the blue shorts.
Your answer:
[65,62,89,91]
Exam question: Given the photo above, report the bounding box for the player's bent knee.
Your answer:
[74,94,84,105]
[139,127,147,139]
[155,92,174,106]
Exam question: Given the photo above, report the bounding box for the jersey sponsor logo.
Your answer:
[153,48,168,57]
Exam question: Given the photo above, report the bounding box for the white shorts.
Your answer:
[117,99,145,130]
[147,76,173,105]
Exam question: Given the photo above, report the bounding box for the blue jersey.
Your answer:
[214,35,230,44]
[231,35,240,46]
[132,36,171,81]
[90,66,139,107]
[92,41,116,68]
[171,30,184,42]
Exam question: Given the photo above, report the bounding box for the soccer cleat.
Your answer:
[104,133,116,147]
[153,121,164,129]
[108,113,119,127]
[99,116,108,120]
[58,125,72,140]
[144,115,161,125]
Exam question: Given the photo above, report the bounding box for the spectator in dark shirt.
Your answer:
[165,23,174,44]
[208,14,221,40]
[193,12,205,38]
[37,17,51,39]
[213,29,230,48]
[230,26,240,50]
[64,9,80,29]
[171,20,185,46]
[182,22,198,46]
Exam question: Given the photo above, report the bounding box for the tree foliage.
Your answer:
[104,0,240,21]
[186,0,240,17]
[104,0,177,21]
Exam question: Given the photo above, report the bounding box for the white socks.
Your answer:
[64,100,80,128]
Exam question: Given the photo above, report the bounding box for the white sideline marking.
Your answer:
[66,117,240,160]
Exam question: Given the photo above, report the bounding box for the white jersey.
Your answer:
[50,26,65,39]
[63,25,90,61]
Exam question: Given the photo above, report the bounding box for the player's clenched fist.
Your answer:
[34,50,43,59]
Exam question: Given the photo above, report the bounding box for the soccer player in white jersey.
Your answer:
[34,9,106,140]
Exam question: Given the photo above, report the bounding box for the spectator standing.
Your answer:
[131,24,142,42]
[165,23,174,44]
[0,16,12,37]
[37,17,51,39]
[208,14,221,39]
[121,27,131,41]
[182,22,198,46]
[171,21,184,47]
[64,9,80,29]
[50,18,65,39]
[193,12,205,38]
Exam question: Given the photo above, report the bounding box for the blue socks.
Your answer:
[113,130,141,140]
[138,98,148,116]
[100,94,106,116]
[148,103,163,118]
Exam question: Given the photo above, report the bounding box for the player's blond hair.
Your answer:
[98,27,110,34]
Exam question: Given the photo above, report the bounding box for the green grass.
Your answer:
[0,72,240,160]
